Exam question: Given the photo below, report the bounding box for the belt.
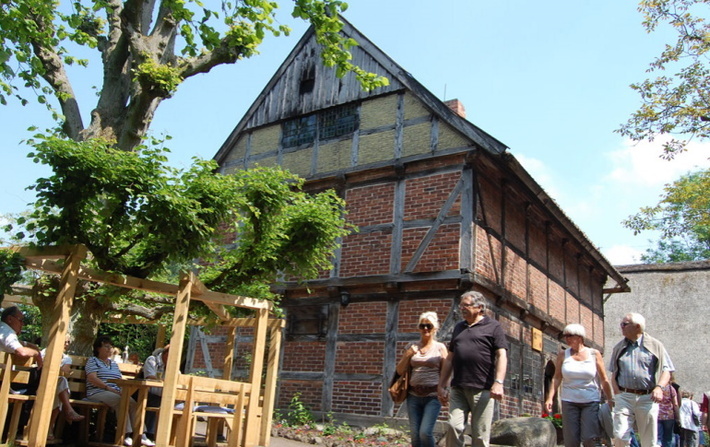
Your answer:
[409,385,438,396]
[619,386,651,395]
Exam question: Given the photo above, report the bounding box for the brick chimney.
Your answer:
[444,99,466,118]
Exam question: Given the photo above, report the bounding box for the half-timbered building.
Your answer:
[200,17,629,423]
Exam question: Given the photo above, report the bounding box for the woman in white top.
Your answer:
[544,323,613,447]
[396,311,448,447]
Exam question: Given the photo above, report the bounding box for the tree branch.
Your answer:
[28,11,83,139]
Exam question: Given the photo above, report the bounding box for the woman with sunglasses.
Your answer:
[395,311,448,447]
[544,323,613,447]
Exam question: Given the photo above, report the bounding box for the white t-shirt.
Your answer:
[0,321,22,353]
[40,348,72,367]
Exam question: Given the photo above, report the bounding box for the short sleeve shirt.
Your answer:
[84,356,122,396]
[448,316,508,389]
[0,321,22,353]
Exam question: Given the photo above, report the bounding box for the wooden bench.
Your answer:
[56,356,144,443]
[0,351,38,445]
[1,351,148,445]
[172,375,251,447]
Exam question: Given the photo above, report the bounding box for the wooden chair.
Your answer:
[173,375,251,447]
[0,352,39,445]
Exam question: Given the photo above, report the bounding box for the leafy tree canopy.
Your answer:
[624,169,710,262]
[0,0,388,151]
[619,0,710,157]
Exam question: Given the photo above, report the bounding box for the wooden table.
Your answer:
[109,378,164,446]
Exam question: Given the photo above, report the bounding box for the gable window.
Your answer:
[282,115,316,148]
[320,104,358,140]
[281,104,359,148]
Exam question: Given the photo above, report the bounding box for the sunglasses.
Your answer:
[418,323,434,331]
[620,322,631,327]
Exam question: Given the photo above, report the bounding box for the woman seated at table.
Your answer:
[85,336,154,446]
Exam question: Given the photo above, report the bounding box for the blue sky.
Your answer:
[1,0,708,264]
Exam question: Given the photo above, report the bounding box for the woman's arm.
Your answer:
[86,371,120,394]
[544,350,565,413]
[395,343,417,375]
[595,349,614,406]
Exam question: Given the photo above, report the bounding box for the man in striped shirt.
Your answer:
[609,313,675,447]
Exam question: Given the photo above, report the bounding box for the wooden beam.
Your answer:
[244,307,269,446]
[27,244,87,447]
[23,259,271,309]
[155,272,194,447]
[7,244,74,259]
[259,321,284,445]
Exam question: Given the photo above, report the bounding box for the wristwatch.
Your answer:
[494,379,504,384]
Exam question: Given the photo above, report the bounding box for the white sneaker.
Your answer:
[141,434,156,447]
[123,437,133,447]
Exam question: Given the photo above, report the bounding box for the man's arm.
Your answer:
[14,345,43,368]
[490,348,507,401]
[651,370,671,403]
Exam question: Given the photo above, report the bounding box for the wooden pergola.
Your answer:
[2,244,284,447]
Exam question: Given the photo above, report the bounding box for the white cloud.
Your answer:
[603,244,644,266]
[606,137,709,188]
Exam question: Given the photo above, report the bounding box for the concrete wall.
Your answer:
[604,261,710,399]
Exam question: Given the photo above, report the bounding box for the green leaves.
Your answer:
[0,250,25,297]
[624,168,710,261]
[619,0,710,157]
[18,135,354,303]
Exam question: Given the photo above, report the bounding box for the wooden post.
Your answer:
[243,307,269,446]
[223,325,237,380]
[156,325,166,350]
[154,271,193,447]
[259,319,285,446]
[27,244,87,447]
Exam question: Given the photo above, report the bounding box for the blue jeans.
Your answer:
[658,419,676,447]
[407,394,441,447]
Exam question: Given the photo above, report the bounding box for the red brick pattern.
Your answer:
[409,223,460,273]
[332,381,383,415]
[334,341,384,374]
[340,231,392,277]
[404,172,462,221]
[504,247,527,301]
[474,225,502,281]
[566,292,580,324]
[530,266,548,311]
[338,302,387,333]
[478,177,502,233]
[278,381,324,412]
[282,341,326,372]
[549,281,565,323]
[345,184,395,227]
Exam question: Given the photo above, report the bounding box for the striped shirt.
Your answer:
[615,335,674,390]
[84,356,122,396]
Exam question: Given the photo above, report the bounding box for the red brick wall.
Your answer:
[345,184,394,227]
[338,302,387,333]
[340,231,392,277]
[404,172,461,220]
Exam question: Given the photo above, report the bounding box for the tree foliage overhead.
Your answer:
[619,0,710,157]
[623,169,710,262]
[8,135,353,292]
[0,0,388,151]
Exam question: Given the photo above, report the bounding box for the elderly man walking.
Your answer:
[438,291,508,447]
[610,313,674,447]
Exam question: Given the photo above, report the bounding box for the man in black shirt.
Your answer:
[438,291,508,447]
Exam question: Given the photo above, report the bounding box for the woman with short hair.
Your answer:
[544,323,613,447]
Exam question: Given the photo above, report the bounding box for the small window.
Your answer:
[282,115,316,148]
[320,104,358,140]
[286,305,328,337]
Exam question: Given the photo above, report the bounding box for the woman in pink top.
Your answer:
[395,311,448,447]
[657,380,679,447]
